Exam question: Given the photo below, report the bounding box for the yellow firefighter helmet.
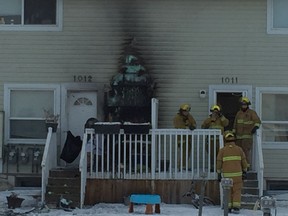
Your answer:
[180,104,191,112]
[210,105,221,112]
[224,130,235,141]
[240,97,251,105]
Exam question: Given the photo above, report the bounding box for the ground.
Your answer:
[0,184,285,216]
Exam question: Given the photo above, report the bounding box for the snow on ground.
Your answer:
[0,189,287,215]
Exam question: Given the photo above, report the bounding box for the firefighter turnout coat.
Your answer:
[233,108,261,140]
[173,113,196,129]
[201,114,229,169]
[201,114,229,134]
[217,141,248,208]
[173,112,196,168]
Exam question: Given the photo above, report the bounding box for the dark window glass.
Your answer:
[10,120,47,139]
[24,0,56,25]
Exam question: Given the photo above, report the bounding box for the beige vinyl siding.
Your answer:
[0,0,267,127]
[263,149,288,179]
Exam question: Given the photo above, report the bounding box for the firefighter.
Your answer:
[217,131,248,214]
[233,97,261,169]
[201,105,229,170]
[173,104,196,169]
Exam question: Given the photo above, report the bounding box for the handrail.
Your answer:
[255,131,264,197]
[41,127,54,205]
[79,128,92,208]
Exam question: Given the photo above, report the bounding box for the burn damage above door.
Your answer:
[105,37,155,123]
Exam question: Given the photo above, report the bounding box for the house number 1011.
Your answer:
[221,77,238,84]
[73,75,92,82]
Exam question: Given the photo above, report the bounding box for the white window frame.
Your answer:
[267,0,288,34]
[256,87,288,149]
[0,0,63,31]
[4,83,60,145]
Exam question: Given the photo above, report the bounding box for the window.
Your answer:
[257,88,288,148]
[4,84,60,144]
[267,0,288,34]
[0,0,62,31]
[74,97,93,106]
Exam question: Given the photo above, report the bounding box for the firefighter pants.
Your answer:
[177,138,191,169]
[236,138,252,166]
[228,181,243,209]
[206,138,220,170]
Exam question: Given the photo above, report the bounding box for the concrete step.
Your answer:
[48,177,80,187]
[241,194,259,203]
[242,187,259,196]
[243,179,258,187]
[49,168,80,178]
[246,172,257,180]
[241,201,258,210]
[45,193,80,208]
[46,185,80,195]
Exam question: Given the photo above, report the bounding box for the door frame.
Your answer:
[60,83,101,151]
[208,85,253,112]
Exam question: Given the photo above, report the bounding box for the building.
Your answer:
[0,0,287,195]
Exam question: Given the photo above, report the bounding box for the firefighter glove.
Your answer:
[251,126,259,134]
[217,173,222,182]
[242,171,247,180]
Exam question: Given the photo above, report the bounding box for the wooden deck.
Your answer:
[84,179,220,205]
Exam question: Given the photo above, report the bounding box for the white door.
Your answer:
[61,90,97,167]
[67,91,97,138]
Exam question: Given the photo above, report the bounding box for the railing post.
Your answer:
[151,129,156,179]
[151,98,158,129]
[198,173,208,216]
[221,178,233,216]
[41,127,53,206]
[79,128,92,208]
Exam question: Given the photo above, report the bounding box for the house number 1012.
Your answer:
[221,77,238,84]
[73,75,92,82]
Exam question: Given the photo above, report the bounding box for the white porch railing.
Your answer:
[80,129,223,177]
[41,127,56,205]
[253,131,264,197]
[152,129,223,180]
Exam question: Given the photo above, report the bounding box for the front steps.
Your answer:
[45,167,81,208]
[241,171,260,210]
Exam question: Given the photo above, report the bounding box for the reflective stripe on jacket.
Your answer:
[233,109,261,139]
[217,141,248,183]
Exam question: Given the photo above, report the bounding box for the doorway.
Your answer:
[60,83,99,167]
[216,92,242,130]
[61,90,97,167]
[209,85,252,130]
